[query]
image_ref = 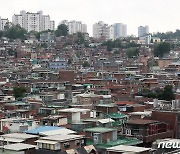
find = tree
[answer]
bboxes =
[4,24,27,40]
[138,85,175,101]
[77,32,89,46]
[158,85,175,101]
[102,39,140,51]
[114,50,121,54]
[153,29,180,40]
[13,87,27,99]
[102,39,122,51]
[68,58,72,64]
[0,31,4,38]
[82,61,90,67]
[154,42,171,57]
[55,24,68,37]
[126,48,140,58]
[8,48,15,56]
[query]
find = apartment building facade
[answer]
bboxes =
[93,21,109,39]
[109,23,127,40]
[138,26,149,37]
[12,10,55,32]
[60,20,87,34]
[0,17,9,31]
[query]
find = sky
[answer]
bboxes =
[0,0,180,36]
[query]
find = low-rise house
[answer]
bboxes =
[49,58,67,70]
[35,134,85,152]
[40,115,68,126]
[0,133,38,145]
[58,108,91,124]
[107,145,152,154]
[107,113,128,128]
[73,93,100,106]
[128,111,152,120]
[84,127,142,150]
[125,119,174,145]
[0,118,38,133]
[0,143,36,154]
[84,127,117,144]
[95,104,118,116]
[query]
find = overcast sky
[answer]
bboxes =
[0,0,179,36]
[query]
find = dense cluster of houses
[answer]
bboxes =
[0,32,179,154]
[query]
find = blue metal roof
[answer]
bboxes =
[24,126,63,135]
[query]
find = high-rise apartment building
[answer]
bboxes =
[138,26,149,37]
[0,17,9,31]
[93,21,109,39]
[12,10,55,32]
[109,23,127,40]
[60,20,87,34]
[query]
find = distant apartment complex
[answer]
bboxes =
[93,21,127,40]
[60,20,87,34]
[93,21,110,39]
[0,17,9,31]
[138,26,149,37]
[109,23,127,40]
[12,10,55,32]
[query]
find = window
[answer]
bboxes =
[38,143,42,148]
[64,142,70,149]
[75,140,80,146]
[126,129,131,135]
[42,143,47,149]
[47,144,50,149]
[50,144,55,150]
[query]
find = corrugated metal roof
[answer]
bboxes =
[0,137,24,143]
[3,143,36,151]
[35,139,58,144]
[24,126,63,135]
[39,128,77,136]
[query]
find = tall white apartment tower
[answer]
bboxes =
[0,17,9,31]
[12,10,55,32]
[109,23,127,40]
[93,21,109,39]
[60,20,87,34]
[138,26,149,37]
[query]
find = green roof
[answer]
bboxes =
[86,137,142,149]
[84,127,116,133]
[83,84,93,86]
[108,113,127,119]
[7,101,29,106]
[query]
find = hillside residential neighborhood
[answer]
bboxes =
[0,9,179,154]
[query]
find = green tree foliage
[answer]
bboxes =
[102,39,140,51]
[0,31,4,38]
[153,29,180,40]
[126,48,140,58]
[139,85,175,101]
[77,32,89,46]
[158,85,175,101]
[55,24,68,37]
[154,42,171,57]
[28,30,54,40]
[82,61,90,67]
[8,48,15,56]
[102,39,122,51]
[4,24,27,40]
[114,50,121,54]
[68,58,72,64]
[13,87,27,99]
